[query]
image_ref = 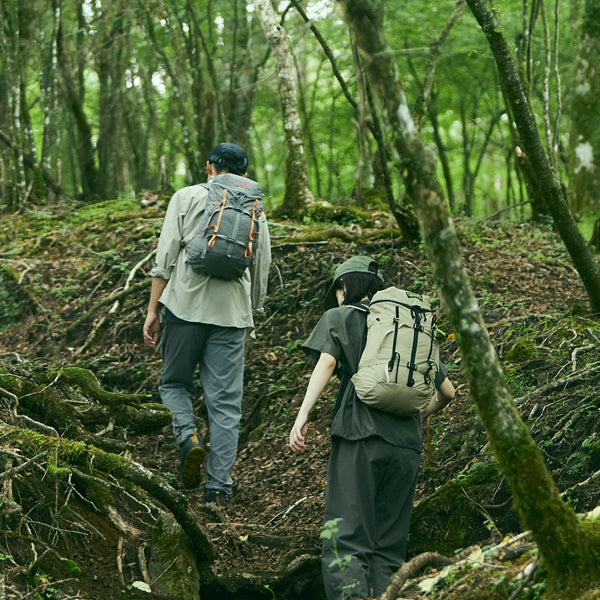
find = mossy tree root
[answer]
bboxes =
[380,552,455,600]
[5,427,215,568]
[45,366,149,406]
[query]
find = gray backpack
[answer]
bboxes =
[351,287,440,415]
[185,173,264,280]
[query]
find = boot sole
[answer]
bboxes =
[180,445,206,489]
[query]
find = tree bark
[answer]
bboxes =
[140,0,202,182]
[4,426,215,567]
[1,0,27,210]
[96,2,126,200]
[254,0,314,218]
[337,1,600,597]
[569,0,600,213]
[466,0,600,315]
[57,18,99,200]
[41,0,62,184]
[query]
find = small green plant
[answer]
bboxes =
[264,584,277,599]
[565,451,588,475]
[320,518,359,598]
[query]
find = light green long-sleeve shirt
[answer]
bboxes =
[149,177,271,330]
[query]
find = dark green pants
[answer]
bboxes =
[321,437,421,600]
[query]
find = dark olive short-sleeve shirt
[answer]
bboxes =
[302,304,448,452]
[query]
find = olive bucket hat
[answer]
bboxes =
[323,256,384,309]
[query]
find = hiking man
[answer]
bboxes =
[289,256,455,599]
[144,143,271,506]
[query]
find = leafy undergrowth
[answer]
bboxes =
[0,198,599,599]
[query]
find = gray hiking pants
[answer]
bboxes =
[321,437,421,600]
[158,321,246,493]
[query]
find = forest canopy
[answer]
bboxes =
[1,0,598,230]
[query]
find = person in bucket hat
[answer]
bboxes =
[290,256,455,599]
[322,255,384,310]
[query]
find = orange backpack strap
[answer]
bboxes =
[204,188,228,247]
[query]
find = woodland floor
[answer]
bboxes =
[0,197,599,600]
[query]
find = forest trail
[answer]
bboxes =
[0,201,599,599]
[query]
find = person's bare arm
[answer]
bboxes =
[143,277,167,348]
[289,352,337,452]
[420,377,455,424]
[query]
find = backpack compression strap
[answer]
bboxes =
[388,306,401,378]
[406,308,436,387]
[378,301,434,387]
[204,188,228,248]
[406,307,424,387]
[424,314,436,385]
[245,199,261,259]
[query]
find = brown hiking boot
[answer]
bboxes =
[178,429,206,489]
[203,489,229,507]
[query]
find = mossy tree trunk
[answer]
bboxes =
[254,0,314,218]
[466,0,600,315]
[569,0,600,214]
[57,16,100,200]
[337,1,600,598]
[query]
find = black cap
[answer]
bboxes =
[208,142,249,175]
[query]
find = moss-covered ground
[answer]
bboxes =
[1,198,599,598]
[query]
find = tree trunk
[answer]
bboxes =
[590,217,600,250]
[176,1,214,178]
[41,0,62,188]
[337,1,600,597]
[569,0,600,214]
[254,0,314,218]
[466,0,600,316]
[57,18,99,200]
[428,94,455,211]
[1,0,27,210]
[140,0,202,183]
[96,2,125,200]
[223,0,259,154]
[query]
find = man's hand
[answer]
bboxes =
[143,312,160,348]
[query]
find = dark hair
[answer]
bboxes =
[337,272,385,305]
[212,161,231,175]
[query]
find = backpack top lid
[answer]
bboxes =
[208,142,248,175]
[324,256,384,309]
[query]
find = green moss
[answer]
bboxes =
[582,434,600,468]
[6,427,129,477]
[503,451,600,599]
[63,559,82,578]
[0,266,30,332]
[46,366,143,406]
[505,338,536,362]
[0,372,23,391]
[410,462,502,555]
[148,514,200,600]
[304,203,376,227]
[71,470,114,515]
[47,463,71,479]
